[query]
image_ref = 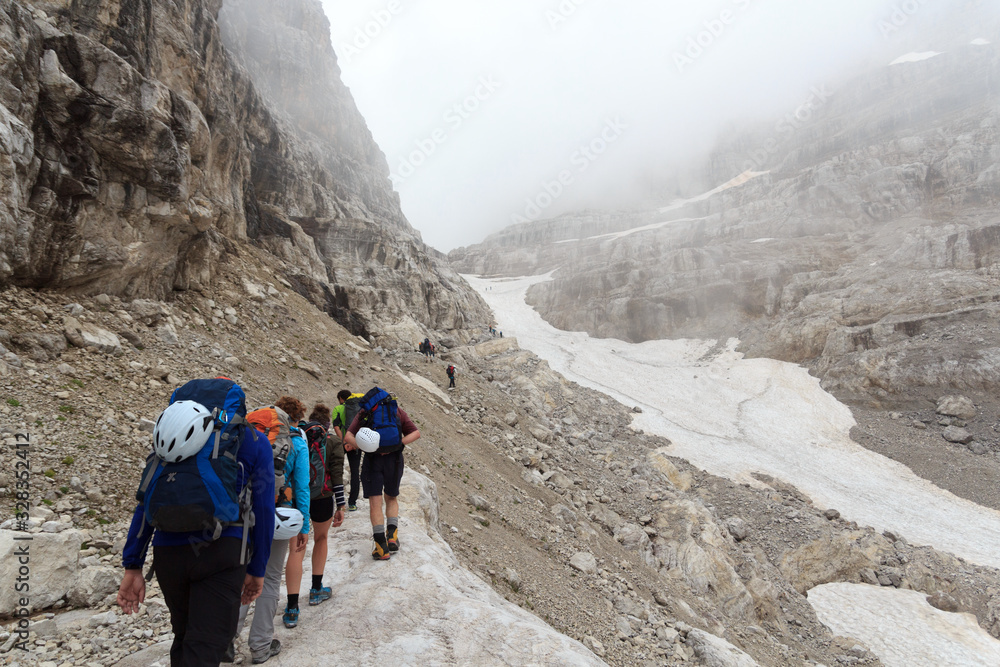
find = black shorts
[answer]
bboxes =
[310,496,334,523]
[361,450,404,498]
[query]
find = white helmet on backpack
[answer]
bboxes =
[274,507,304,540]
[355,427,380,453]
[153,401,215,463]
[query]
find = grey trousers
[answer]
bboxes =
[237,538,289,652]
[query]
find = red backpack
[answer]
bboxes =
[300,421,331,500]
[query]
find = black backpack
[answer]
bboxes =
[341,394,363,442]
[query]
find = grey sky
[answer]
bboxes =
[318,0,958,252]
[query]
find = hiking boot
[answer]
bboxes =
[282,607,299,629]
[386,525,400,552]
[309,586,332,605]
[348,504,358,512]
[251,639,282,664]
[372,536,392,560]
[221,642,236,663]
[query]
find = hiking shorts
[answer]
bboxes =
[361,450,404,498]
[310,496,334,523]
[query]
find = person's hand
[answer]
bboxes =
[117,569,146,614]
[333,507,345,527]
[241,575,264,604]
[293,533,308,552]
[343,441,356,452]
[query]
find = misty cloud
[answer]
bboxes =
[320,0,986,252]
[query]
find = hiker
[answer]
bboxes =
[333,390,364,511]
[227,400,310,663]
[296,403,346,608]
[422,337,432,362]
[429,342,436,359]
[446,364,457,389]
[118,378,275,667]
[268,396,312,630]
[343,387,421,560]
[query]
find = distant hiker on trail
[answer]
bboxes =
[344,387,421,560]
[421,337,432,362]
[264,397,311,631]
[118,377,275,667]
[447,364,457,389]
[333,390,364,511]
[298,403,346,607]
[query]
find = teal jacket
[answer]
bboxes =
[286,428,311,534]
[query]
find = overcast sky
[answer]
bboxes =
[318,0,960,252]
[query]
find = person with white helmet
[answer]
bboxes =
[229,507,303,663]
[118,378,275,667]
[344,388,421,560]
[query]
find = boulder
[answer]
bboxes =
[68,565,121,606]
[10,331,67,361]
[687,628,762,667]
[570,552,598,574]
[0,529,83,614]
[129,300,170,326]
[936,395,977,420]
[942,426,974,444]
[63,317,122,355]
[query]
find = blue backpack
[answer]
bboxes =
[359,387,403,453]
[136,378,251,546]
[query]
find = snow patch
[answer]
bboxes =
[750,238,774,244]
[464,272,1000,571]
[890,51,943,66]
[809,583,1000,667]
[971,38,990,46]
[658,170,767,214]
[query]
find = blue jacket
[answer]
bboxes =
[286,428,311,534]
[122,426,276,578]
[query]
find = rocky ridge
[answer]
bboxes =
[2,265,1000,666]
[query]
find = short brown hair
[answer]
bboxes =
[275,396,305,422]
[309,403,331,424]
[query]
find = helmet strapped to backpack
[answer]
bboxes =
[136,378,251,548]
[152,401,215,463]
[355,427,380,453]
[273,507,304,540]
[358,387,403,454]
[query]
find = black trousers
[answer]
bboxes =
[154,537,246,667]
[347,447,362,506]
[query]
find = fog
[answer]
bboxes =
[318,0,973,252]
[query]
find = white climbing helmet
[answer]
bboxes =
[355,427,380,453]
[152,400,215,463]
[273,507,304,540]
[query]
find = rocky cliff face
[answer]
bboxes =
[0,0,489,341]
[451,7,1000,404]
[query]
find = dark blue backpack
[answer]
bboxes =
[136,378,251,543]
[359,387,403,453]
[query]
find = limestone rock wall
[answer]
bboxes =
[0,0,489,341]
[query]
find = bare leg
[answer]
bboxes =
[285,539,305,598]
[311,518,332,577]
